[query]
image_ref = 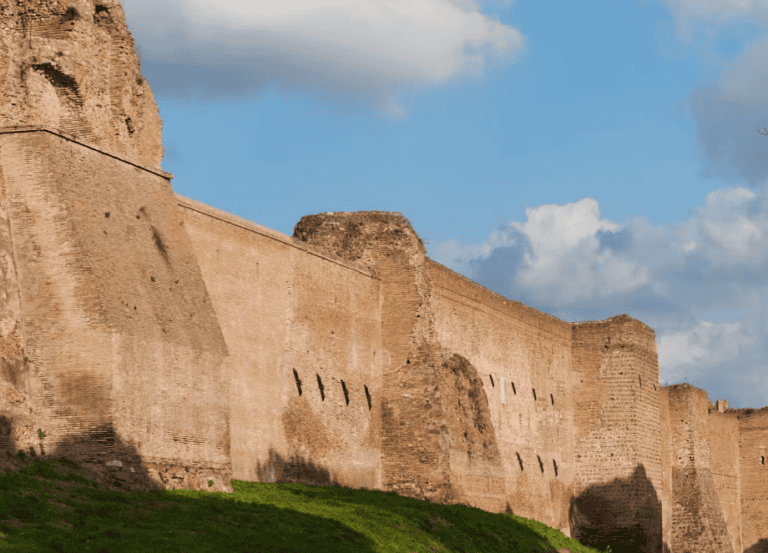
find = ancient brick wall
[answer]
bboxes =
[707,408,742,553]
[292,212,458,504]
[179,200,385,492]
[736,408,768,553]
[659,387,673,552]
[665,384,734,553]
[571,316,663,553]
[0,127,231,493]
[427,259,574,535]
[0,1,163,169]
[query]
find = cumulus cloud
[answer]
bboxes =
[635,0,768,187]
[428,187,768,408]
[123,0,526,117]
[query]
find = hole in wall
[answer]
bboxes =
[516,452,524,471]
[95,5,109,13]
[761,456,765,465]
[532,388,537,401]
[550,393,554,405]
[151,226,170,263]
[553,459,558,477]
[104,212,110,218]
[489,374,494,387]
[653,385,657,391]
[31,63,77,90]
[292,369,302,396]
[537,455,544,473]
[364,385,372,410]
[62,6,80,22]
[316,374,325,401]
[511,382,516,395]
[639,375,642,387]
[341,380,349,406]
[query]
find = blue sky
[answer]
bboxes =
[125,0,768,409]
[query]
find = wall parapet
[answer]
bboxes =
[0,126,172,179]
[176,195,377,279]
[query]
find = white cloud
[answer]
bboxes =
[124,0,526,116]
[657,320,755,378]
[428,187,768,406]
[430,198,650,304]
[676,187,768,266]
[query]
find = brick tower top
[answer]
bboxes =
[0,0,164,169]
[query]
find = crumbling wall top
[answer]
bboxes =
[0,0,164,168]
[293,211,426,270]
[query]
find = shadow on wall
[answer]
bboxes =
[569,464,666,553]
[0,417,229,494]
[746,539,768,553]
[255,447,346,489]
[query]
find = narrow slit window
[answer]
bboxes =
[516,452,524,471]
[316,374,325,401]
[511,382,516,395]
[553,459,558,477]
[489,374,494,387]
[532,388,537,401]
[364,385,372,410]
[341,380,350,406]
[550,393,554,405]
[537,455,544,473]
[292,369,303,396]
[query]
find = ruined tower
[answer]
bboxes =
[0,0,163,168]
[0,1,231,493]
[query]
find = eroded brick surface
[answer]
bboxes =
[0,1,163,168]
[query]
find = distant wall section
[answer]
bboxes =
[427,259,574,535]
[665,384,733,553]
[707,407,742,553]
[736,408,768,553]
[570,316,662,553]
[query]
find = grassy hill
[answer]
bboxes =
[0,454,611,553]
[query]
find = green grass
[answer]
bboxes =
[0,454,612,553]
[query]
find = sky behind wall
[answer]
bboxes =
[124,0,768,409]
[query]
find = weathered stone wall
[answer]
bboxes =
[707,408,742,553]
[0,127,231,493]
[571,316,663,553]
[292,212,458,505]
[665,384,734,553]
[736,408,768,553]
[0,0,163,169]
[178,200,386,492]
[659,386,673,552]
[427,259,574,535]
[0,2,763,549]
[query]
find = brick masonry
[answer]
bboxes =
[0,1,766,550]
[0,127,765,553]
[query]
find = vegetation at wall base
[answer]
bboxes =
[0,455,612,553]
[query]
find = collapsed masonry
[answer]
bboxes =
[0,3,766,553]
